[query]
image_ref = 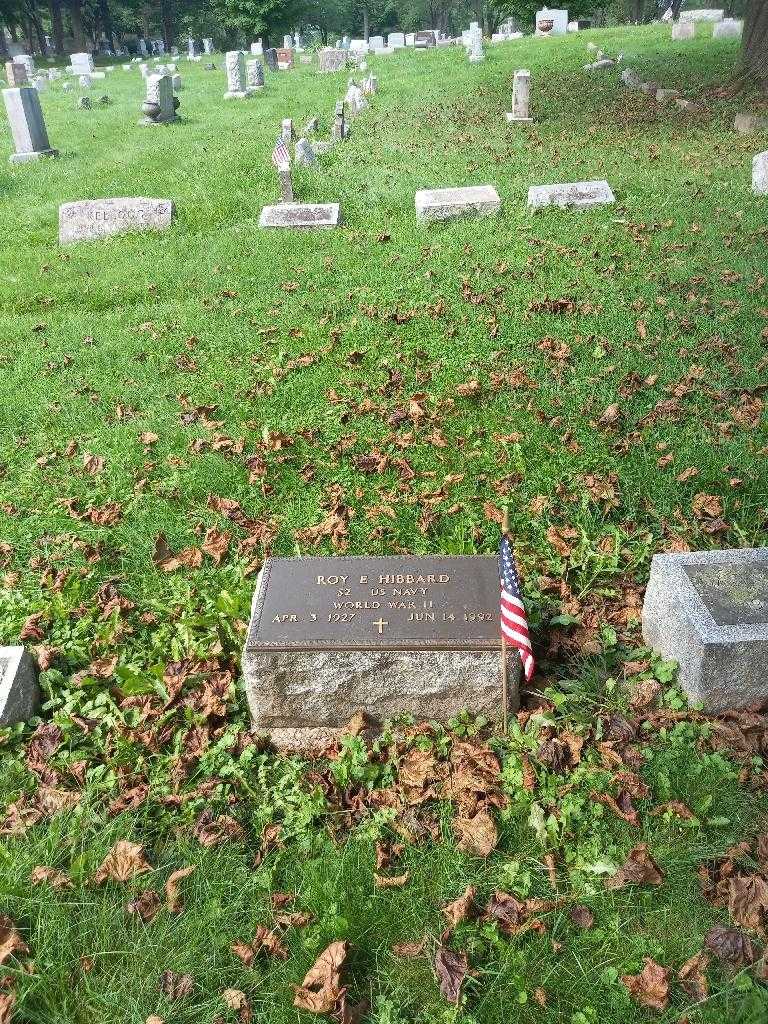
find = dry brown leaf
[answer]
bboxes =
[30,865,72,890]
[678,950,710,1001]
[165,865,195,913]
[201,527,230,565]
[293,940,349,1014]
[453,808,498,858]
[152,533,203,572]
[0,991,15,1024]
[569,904,594,929]
[126,889,162,923]
[392,937,426,957]
[158,971,194,1000]
[442,885,476,928]
[705,924,755,968]
[621,958,670,1011]
[0,917,28,964]
[435,947,468,1005]
[93,840,152,884]
[728,873,768,932]
[374,872,410,888]
[605,844,664,889]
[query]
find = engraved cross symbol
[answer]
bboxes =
[372,617,389,634]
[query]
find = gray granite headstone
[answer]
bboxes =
[642,548,768,711]
[415,185,501,223]
[59,197,175,244]
[264,48,278,72]
[243,556,520,750]
[318,48,347,72]
[0,647,40,726]
[527,180,615,210]
[4,61,28,87]
[2,86,58,164]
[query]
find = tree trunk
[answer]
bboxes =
[50,0,65,54]
[362,4,369,41]
[99,0,117,50]
[0,30,7,57]
[742,0,768,85]
[28,1,48,54]
[158,0,174,49]
[68,0,86,48]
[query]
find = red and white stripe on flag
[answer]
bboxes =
[500,588,534,680]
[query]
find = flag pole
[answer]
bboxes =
[500,510,510,736]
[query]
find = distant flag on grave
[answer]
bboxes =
[498,531,535,681]
[272,137,291,172]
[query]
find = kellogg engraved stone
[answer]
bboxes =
[243,556,521,750]
[59,197,175,244]
[643,548,768,712]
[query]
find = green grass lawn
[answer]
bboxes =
[1,23,768,1024]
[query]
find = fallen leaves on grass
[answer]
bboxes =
[705,924,755,968]
[159,971,194,1000]
[604,844,663,889]
[569,905,594,929]
[152,533,203,572]
[0,987,15,1024]
[127,889,162,924]
[392,937,426,958]
[442,885,476,927]
[678,950,710,1001]
[435,947,468,1005]
[222,989,251,1023]
[193,810,245,847]
[93,840,152,884]
[621,958,670,1011]
[30,866,72,890]
[165,865,195,913]
[232,926,289,964]
[453,808,498,857]
[292,941,349,1014]
[0,918,28,964]
[374,871,410,888]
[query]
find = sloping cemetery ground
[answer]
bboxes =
[0,23,767,1024]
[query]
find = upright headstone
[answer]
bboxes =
[246,59,264,89]
[294,137,316,166]
[388,31,405,48]
[283,33,293,47]
[224,51,250,98]
[713,18,742,38]
[203,38,213,54]
[506,68,532,122]
[672,21,695,40]
[468,31,484,62]
[171,73,182,91]
[369,35,384,49]
[318,48,347,72]
[643,548,768,711]
[188,38,198,59]
[140,73,179,124]
[138,38,148,56]
[15,54,36,77]
[0,648,40,726]
[264,48,278,72]
[4,61,28,87]
[276,47,294,68]
[70,51,94,74]
[281,117,293,143]
[242,556,519,750]
[251,39,263,55]
[332,99,347,141]
[535,8,569,34]
[2,86,58,164]
[754,151,768,195]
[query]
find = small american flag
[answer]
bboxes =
[272,137,290,171]
[499,532,535,681]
